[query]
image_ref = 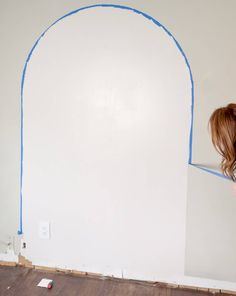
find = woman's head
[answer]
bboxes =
[209,103,236,181]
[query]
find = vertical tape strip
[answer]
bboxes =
[19,4,194,235]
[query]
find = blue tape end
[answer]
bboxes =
[17,230,23,235]
[189,163,231,181]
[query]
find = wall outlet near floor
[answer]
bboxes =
[38,221,50,239]
[20,239,26,249]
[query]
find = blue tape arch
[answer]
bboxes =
[18,3,226,235]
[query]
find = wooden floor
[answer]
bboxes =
[0,266,231,296]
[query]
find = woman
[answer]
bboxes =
[209,103,236,185]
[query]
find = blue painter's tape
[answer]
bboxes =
[19,4,195,235]
[190,163,230,180]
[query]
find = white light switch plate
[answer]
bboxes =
[38,221,50,239]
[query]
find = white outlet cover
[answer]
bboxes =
[38,221,50,239]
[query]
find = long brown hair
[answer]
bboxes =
[209,103,236,181]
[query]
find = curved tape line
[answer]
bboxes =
[19,4,194,235]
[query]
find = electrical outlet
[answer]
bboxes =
[39,221,50,239]
[20,239,26,250]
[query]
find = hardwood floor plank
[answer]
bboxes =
[0,266,232,296]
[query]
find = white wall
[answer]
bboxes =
[186,166,236,282]
[21,6,191,281]
[1,0,236,287]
